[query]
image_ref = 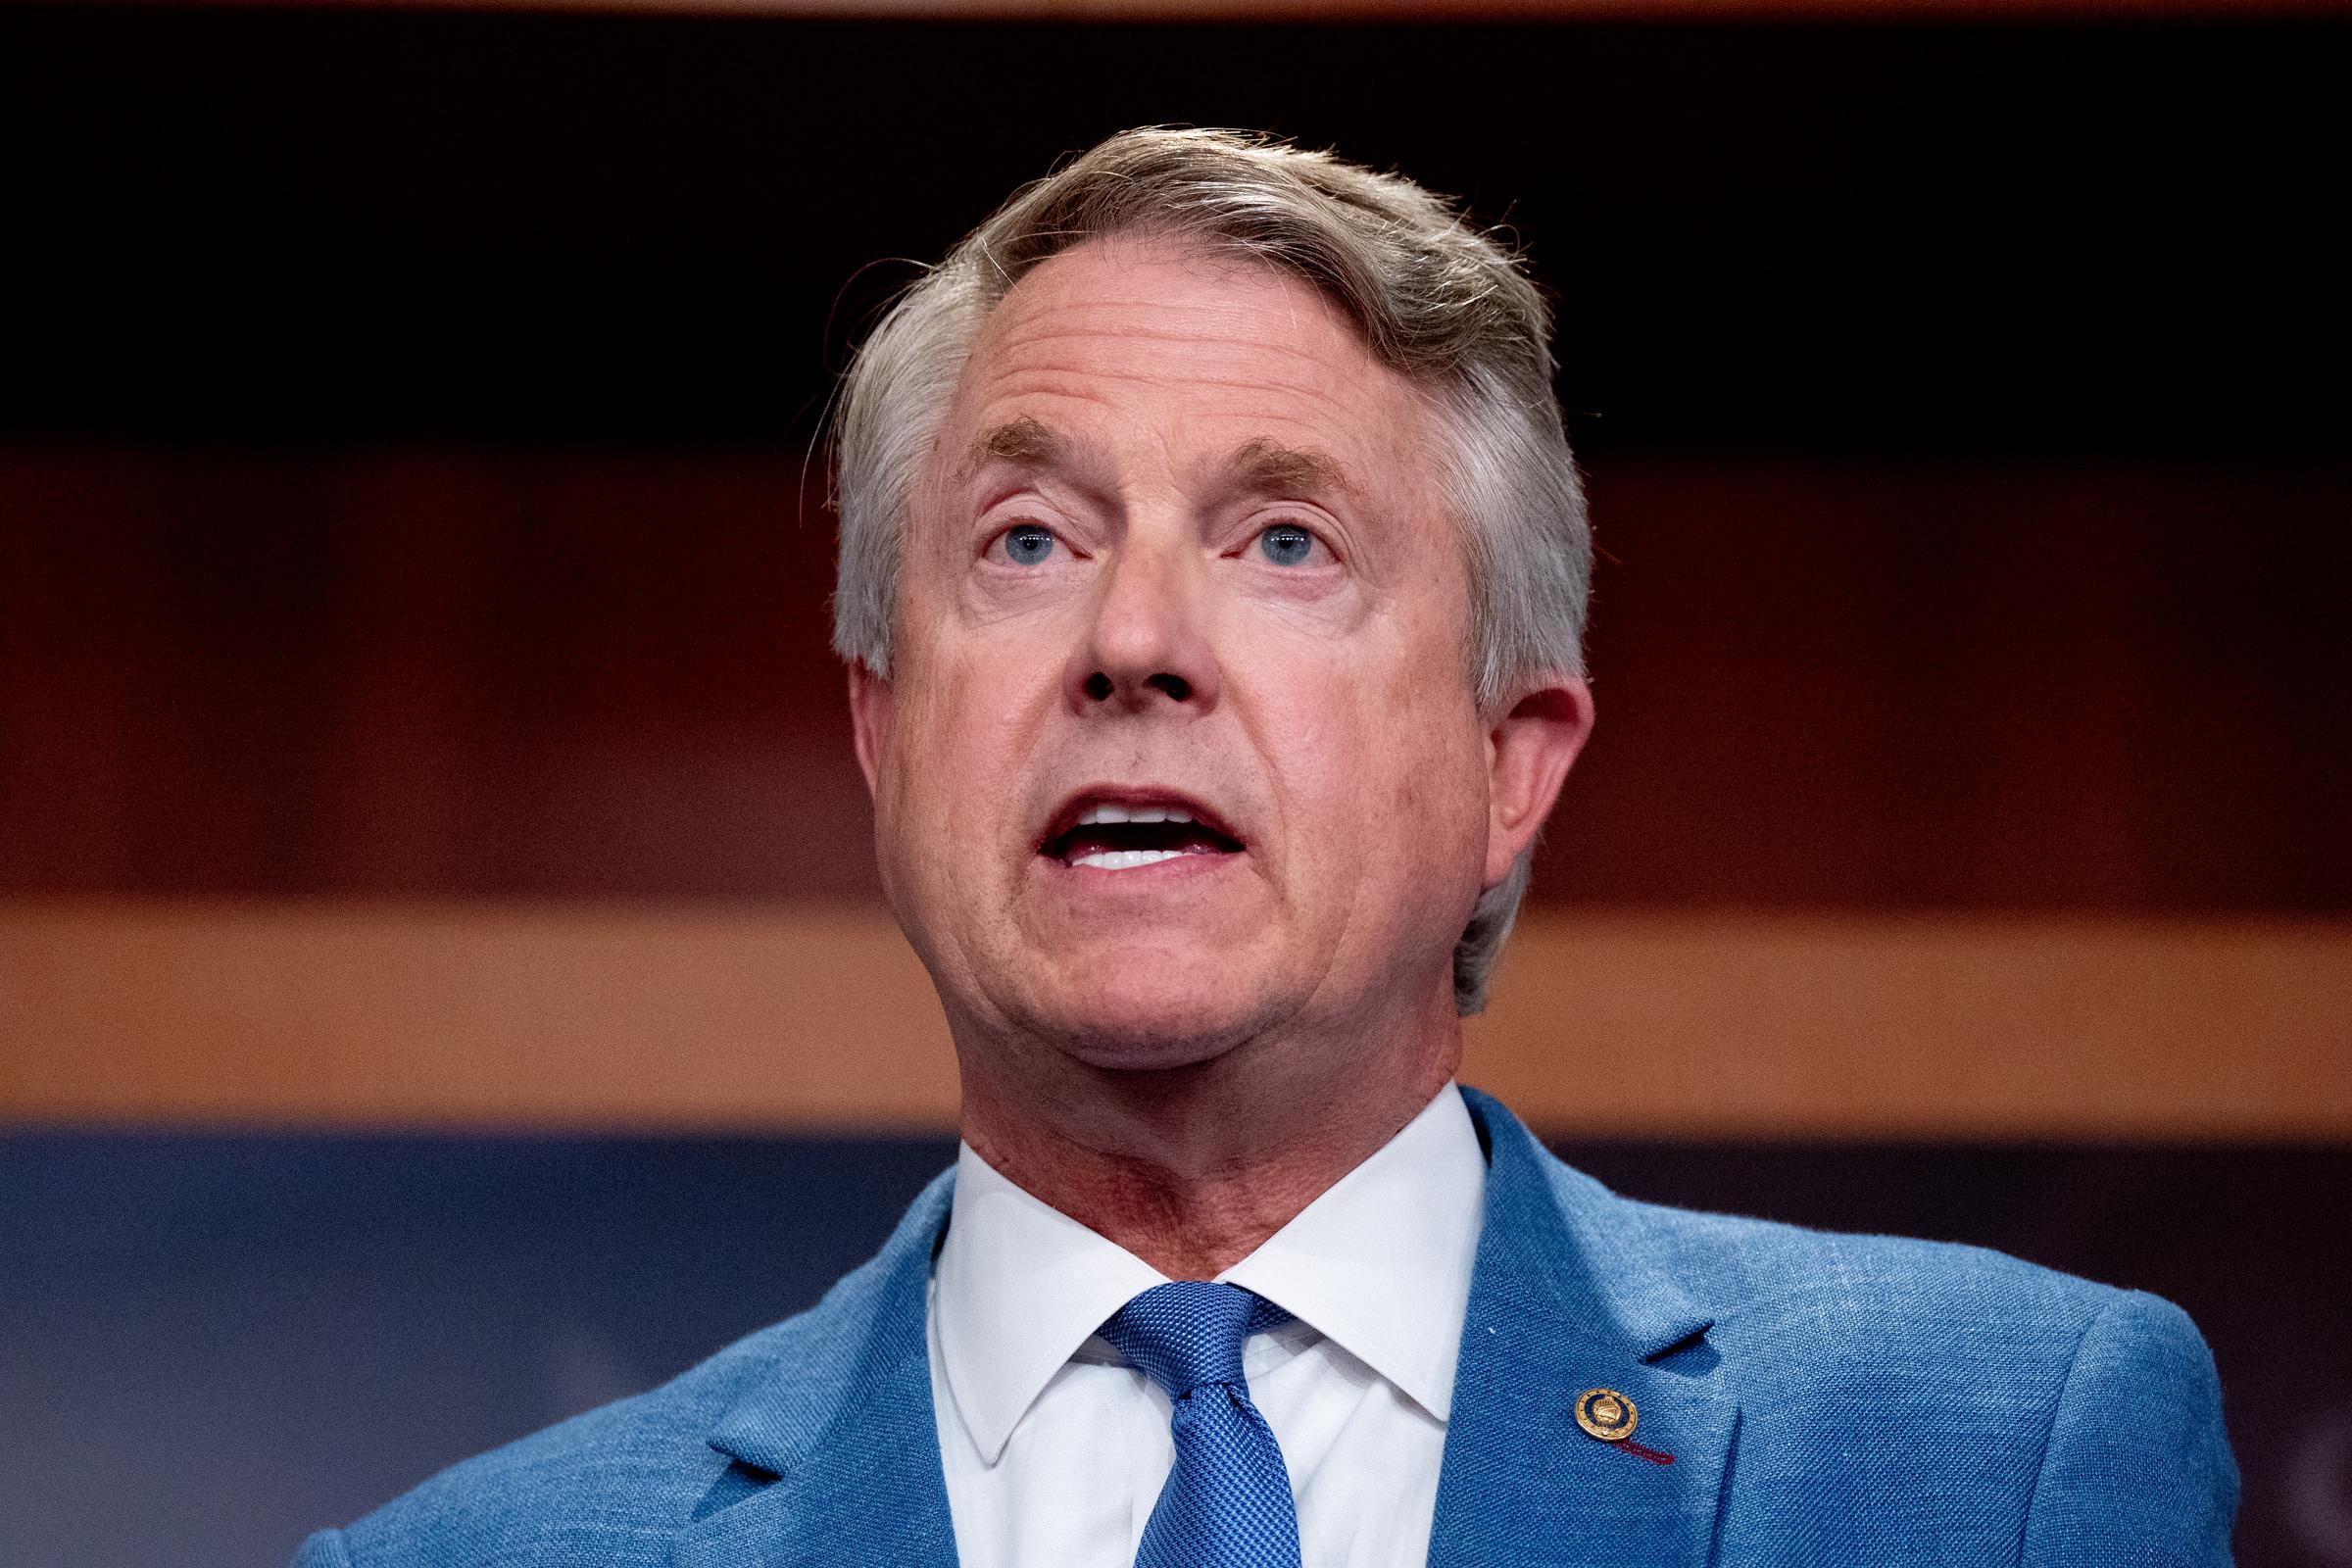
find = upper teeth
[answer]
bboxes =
[1075,804,1195,826]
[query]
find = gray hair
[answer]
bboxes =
[831,127,1590,1014]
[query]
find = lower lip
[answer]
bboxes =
[1044,849,1242,883]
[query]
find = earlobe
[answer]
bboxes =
[847,662,894,796]
[1483,676,1594,888]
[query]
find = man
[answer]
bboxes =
[295,128,2236,1566]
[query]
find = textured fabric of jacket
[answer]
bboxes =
[292,1088,2238,1567]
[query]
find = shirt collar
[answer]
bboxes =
[932,1136,1168,1465]
[932,1082,1486,1463]
[1219,1081,1485,1423]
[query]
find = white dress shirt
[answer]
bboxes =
[926,1083,1488,1568]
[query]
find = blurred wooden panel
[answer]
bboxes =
[1566,459,2352,911]
[1478,912,2352,1138]
[2,447,2346,911]
[0,446,872,899]
[3,899,2344,1136]
[0,899,957,1130]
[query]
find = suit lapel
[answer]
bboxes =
[1430,1092,1739,1568]
[666,1093,1736,1568]
[672,1170,961,1568]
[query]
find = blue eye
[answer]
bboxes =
[1002,525,1057,566]
[1257,524,1317,566]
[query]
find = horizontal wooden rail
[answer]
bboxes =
[3,899,2345,1137]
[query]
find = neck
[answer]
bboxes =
[956,1000,1461,1280]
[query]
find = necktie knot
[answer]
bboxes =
[1100,1280,1293,1399]
[1098,1280,1302,1567]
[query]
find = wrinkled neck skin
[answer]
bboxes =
[954,980,1463,1281]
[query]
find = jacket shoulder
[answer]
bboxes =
[1580,1171,2215,1402]
[1565,1176,2236,1559]
[315,1169,954,1568]
[1614,1188,2128,1344]
[323,1322,776,1567]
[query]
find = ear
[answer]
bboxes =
[1483,675,1594,889]
[847,661,894,797]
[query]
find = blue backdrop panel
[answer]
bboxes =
[2,1133,2345,1567]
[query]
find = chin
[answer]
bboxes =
[1015,962,1293,1073]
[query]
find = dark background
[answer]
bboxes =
[2,8,2348,912]
[4,10,2348,454]
[1,7,2346,1565]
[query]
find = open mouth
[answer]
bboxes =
[1041,800,1246,871]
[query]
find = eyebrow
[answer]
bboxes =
[954,420,1357,505]
[956,417,1062,484]
[1221,438,1356,502]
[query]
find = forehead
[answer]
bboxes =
[934,235,1442,489]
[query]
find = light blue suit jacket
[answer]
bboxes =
[294,1089,2236,1566]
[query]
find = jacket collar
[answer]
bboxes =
[1430,1088,1740,1568]
[675,1088,1738,1568]
[673,1168,960,1568]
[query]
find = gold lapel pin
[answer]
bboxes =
[1574,1387,1638,1443]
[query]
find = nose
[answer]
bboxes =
[1064,533,1221,715]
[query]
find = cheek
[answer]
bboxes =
[1279,664,1485,870]
[871,644,963,846]
[880,641,1038,855]
[1366,664,1491,858]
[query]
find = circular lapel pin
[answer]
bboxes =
[1574,1387,1638,1443]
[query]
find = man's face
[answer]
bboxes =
[851,235,1572,1072]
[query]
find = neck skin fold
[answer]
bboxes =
[953,978,1463,1281]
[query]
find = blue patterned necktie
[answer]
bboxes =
[1098,1281,1303,1568]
